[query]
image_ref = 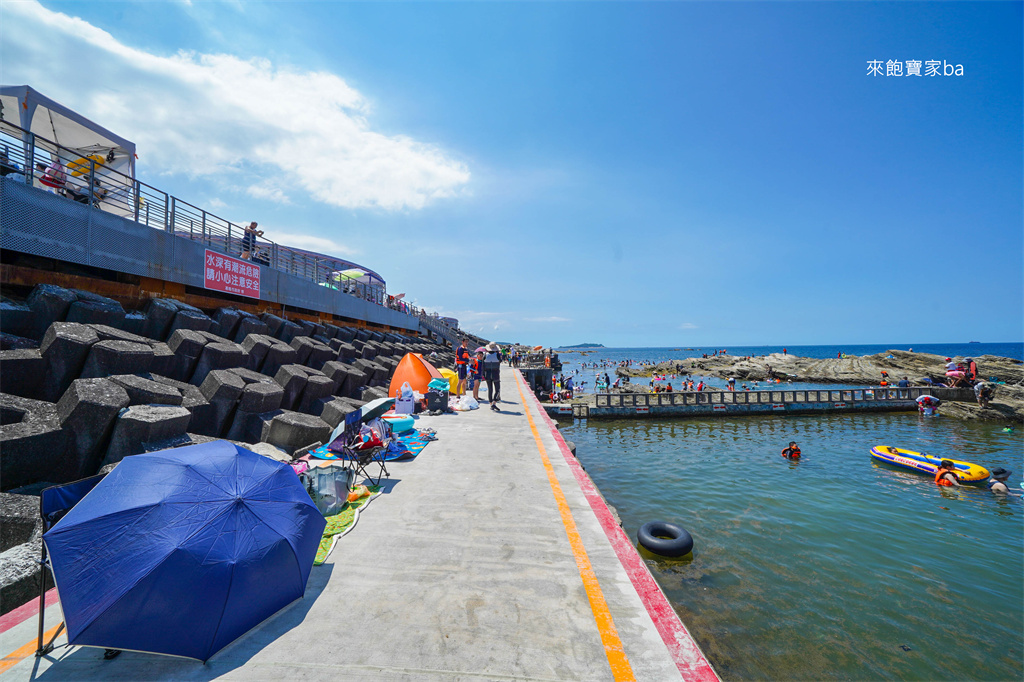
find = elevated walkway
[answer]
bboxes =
[0,366,717,681]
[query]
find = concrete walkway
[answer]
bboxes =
[0,366,717,681]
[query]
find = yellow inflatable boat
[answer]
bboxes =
[869,446,989,484]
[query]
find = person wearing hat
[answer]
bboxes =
[483,342,502,411]
[988,468,1012,495]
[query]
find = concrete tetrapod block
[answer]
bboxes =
[189,341,248,385]
[56,378,131,480]
[288,336,315,365]
[166,329,211,381]
[339,364,368,399]
[273,364,309,411]
[80,340,155,379]
[0,301,35,340]
[108,374,184,406]
[334,326,357,343]
[355,329,371,342]
[40,322,100,401]
[0,349,45,400]
[360,386,389,402]
[212,308,244,340]
[147,375,217,436]
[86,324,153,345]
[233,316,270,343]
[318,361,348,396]
[0,332,38,351]
[238,381,284,413]
[1,536,52,616]
[1,492,41,552]
[196,370,246,437]
[298,320,325,339]
[225,408,283,444]
[360,342,379,360]
[261,410,331,455]
[335,341,359,361]
[141,298,181,341]
[102,405,193,467]
[259,313,286,338]
[150,342,177,379]
[0,394,66,491]
[26,284,78,340]
[276,320,303,344]
[65,300,126,328]
[297,374,335,414]
[168,309,214,336]
[321,324,341,340]
[121,311,147,337]
[311,396,359,429]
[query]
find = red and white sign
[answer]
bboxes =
[636,406,649,414]
[772,403,786,411]
[713,405,728,411]
[204,249,260,298]
[556,406,573,414]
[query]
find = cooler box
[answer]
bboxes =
[425,389,448,411]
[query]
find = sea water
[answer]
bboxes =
[559,413,1023,680]
[554,342,1023,393]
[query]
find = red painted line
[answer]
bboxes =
[521,372,720,682]
[0,589,58,635]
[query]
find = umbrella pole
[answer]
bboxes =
[34,541,64,656]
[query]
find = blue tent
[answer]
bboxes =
[44,441,326,662]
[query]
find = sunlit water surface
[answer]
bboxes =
[560,413,1023,680]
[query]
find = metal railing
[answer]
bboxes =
[0,120,464,328]
[595,385,940,408]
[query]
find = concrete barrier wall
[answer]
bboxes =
[0,178,420,332]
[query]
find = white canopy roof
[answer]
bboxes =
[0,85,135,178]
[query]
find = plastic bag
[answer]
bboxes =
[400,382,414,399]
[456,395,479,411]
[299,463,354,516]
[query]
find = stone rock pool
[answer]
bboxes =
[559,412,1023,680]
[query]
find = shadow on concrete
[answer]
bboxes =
[29,564,335,681]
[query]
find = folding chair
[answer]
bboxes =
[329,409,391,486]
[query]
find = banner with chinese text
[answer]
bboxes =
[204,249,260,298]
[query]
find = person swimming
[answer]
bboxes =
[934,460,961,487]
[781,442,801,459]
[988,467,1012,494]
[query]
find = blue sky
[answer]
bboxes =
[2,1,1021,346]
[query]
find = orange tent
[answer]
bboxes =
[389,353,444,397]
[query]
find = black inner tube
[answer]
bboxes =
[638,521,694,557]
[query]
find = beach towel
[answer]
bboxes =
[313,485,381,565]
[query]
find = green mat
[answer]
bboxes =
[313,486,381,565]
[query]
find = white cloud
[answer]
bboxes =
[1,1,470,211]
[678,322,699,329]
[263,231,357,257]
[525,316,571,323]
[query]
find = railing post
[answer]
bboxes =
[25,132,35,186]
[133,180,141,223]
[201,210,207,243]
[227,223,233,255]
[87,158,96,206]
[163,192,170,232]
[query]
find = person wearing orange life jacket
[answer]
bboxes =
[454,338,470,396]
[470,351,484,401]
[935,460,961,487]
[781,441,802,459]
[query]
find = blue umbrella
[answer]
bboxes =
[44,441,326,662]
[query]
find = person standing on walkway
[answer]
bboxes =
[241,221,263,260]
[483,342,502,411]
[455,338,470,396]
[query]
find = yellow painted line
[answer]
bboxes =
[0,623,63,675]
[515,373,635,681]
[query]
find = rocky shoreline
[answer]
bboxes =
[610,350,1024,423]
